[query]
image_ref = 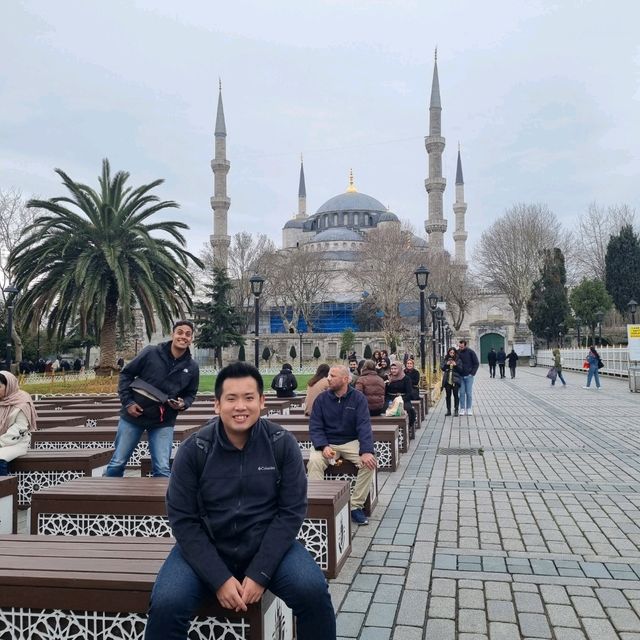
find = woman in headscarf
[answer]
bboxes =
[304,363,330,416]
[441,347,463,416]
[0,371,38,475]
[385,361,416,429]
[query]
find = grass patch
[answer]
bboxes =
[199,374,314,394]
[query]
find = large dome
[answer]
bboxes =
[316,191,386,214]
[283,218,305,229]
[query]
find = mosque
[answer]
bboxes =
[208,56,529,363]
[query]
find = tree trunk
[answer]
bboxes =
[11,325,23,363]
[96,298,119,377]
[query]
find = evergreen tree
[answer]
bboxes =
[194,266,245,369]
[569,278,613,344]
[340,328,355,358]
[526,248,571,345]
[313,346,321,360]
[262,346,271,363]
[605,224,640,314]
[289,345,297,360]
[238,344,245,361]
[363,344,372,359]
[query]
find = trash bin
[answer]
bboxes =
[629,365,640,393]
[529,355,537,367]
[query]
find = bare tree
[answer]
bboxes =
[443,264,477,331]
[0,188,37,362]
[346,222,434,347]
[263,248,333,333]
[574,202,636,281]
[197,232,276,332]
[473,203,566,325]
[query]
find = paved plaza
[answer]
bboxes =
[331,365,640,640]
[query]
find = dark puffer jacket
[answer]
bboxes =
[355,369,386,413]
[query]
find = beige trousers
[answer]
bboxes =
[307,439,374,510]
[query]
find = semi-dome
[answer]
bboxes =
[378,211,400,223]
[283,218,305,229]
[411,234,428,247]
[312,227,363,243]
[316,191,386,214]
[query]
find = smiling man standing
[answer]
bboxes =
[145,361,336,640]
[103,320,200,477]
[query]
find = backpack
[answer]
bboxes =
[273,373,291,392]
[193,418,288,542]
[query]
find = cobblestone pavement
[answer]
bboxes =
[331,366,640,639]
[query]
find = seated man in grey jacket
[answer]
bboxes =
[307,365,377,526]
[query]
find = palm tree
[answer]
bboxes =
[8,159,202,374]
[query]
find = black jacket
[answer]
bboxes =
[457,347,479,376]
[496,349,507,364]
[118,341,199,427]
[441,357,463,387]
[487,350,497,365]
[507,351,519,367]
[167,418,306,592]
[385,375,413,406]
[270,368,298,398]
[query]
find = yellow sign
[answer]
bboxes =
[630,326,640,338]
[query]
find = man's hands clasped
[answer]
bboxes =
[216,576,266,612]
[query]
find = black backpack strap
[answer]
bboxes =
[263,419,287,486]
[194,418,218,541]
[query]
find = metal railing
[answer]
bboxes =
[536,347,631,377]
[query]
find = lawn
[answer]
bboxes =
[199,374,314,394]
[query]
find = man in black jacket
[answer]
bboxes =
[496,346,507,379]
[457,339,479,416]
[144,362,336,640]
[487,348,497,378]
[270,362,298,398]
[103,320,199,477]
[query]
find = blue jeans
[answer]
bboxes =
[586,367,601,388]
[144,542,336,640]
[459,375,475,410]
[103,417,173,477]
[552,370,566,386]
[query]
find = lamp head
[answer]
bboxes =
[414,265,429,290]
[427,292,439,311]
[249,274,265,297]
[3,283,19,296]
[628,299,638,314]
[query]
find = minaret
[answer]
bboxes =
[453,144,468,267]
[424,49,447,251]
[296,155,307,219]
[210,80,231,269]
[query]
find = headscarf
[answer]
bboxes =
[387,363,405,382]
[0,371,38,436]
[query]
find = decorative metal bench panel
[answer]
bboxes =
[0,476,17,534]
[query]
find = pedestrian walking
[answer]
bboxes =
[441,347,462,416]
[496,347,507,378]
[457,340,479,415]
[583,346,602,389]
[551,347,567,386]
[487,348,497,378]
[506,348,518,378]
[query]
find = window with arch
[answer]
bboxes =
[333,213,338,226]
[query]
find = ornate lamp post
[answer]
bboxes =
[435,307,444,361]
[428,292,439,375]
[575,316,582,348]
[298,331,304,371]
[443,321,450,352]
[544,326,550,350]
[414,265,430,374]
[558,322,564,348]
[249,274,265,368]
[3,283,19,370]
[594,310,604,346]
[629,299,638,324]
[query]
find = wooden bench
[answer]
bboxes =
[8,449,114,507]
[279,423,400,472]
[31,424,200,468]
[31,477,352,579]
[0,476,18,533]
[302,451,378,517]
[0,535,294,639]
[269,412,410,453]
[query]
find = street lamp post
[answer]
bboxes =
[558,322,564,348]
[428,292,439,375]
[544,326,550,350]
[249,274,265,369]
[575,316,582,348]
[299,331,304,371]
[3,283,19,370]
[435,307,444,361]
[414,266,430,374]
[594,310,604,346]
[629,299,638,324]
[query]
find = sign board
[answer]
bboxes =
[628,325,640,361]
[513,343,533,356]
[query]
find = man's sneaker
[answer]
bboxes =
[466,409,473,416]
[459,409,466,416]
[351,508,369,525]
[582,385,590,389]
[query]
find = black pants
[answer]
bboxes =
[509,366,516,378]
[444,384,459,413]
[489,364,496,378]
[498,363,505,378]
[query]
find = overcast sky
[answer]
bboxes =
[2,0,639,260]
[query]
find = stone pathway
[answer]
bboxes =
[331,365,640,639]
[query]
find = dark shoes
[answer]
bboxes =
[454,410,459,417]
[445,412,452,416]
[351,508,369,525]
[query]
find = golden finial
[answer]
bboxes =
[346,168,357,193]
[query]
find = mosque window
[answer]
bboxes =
[353,212,359,225]
[333,213,338,226]
[324,214,329,228]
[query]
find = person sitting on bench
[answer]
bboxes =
[145,361,336,640]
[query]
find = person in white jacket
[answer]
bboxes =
[0,371,38,475]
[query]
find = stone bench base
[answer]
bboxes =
[0,476,17,534]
